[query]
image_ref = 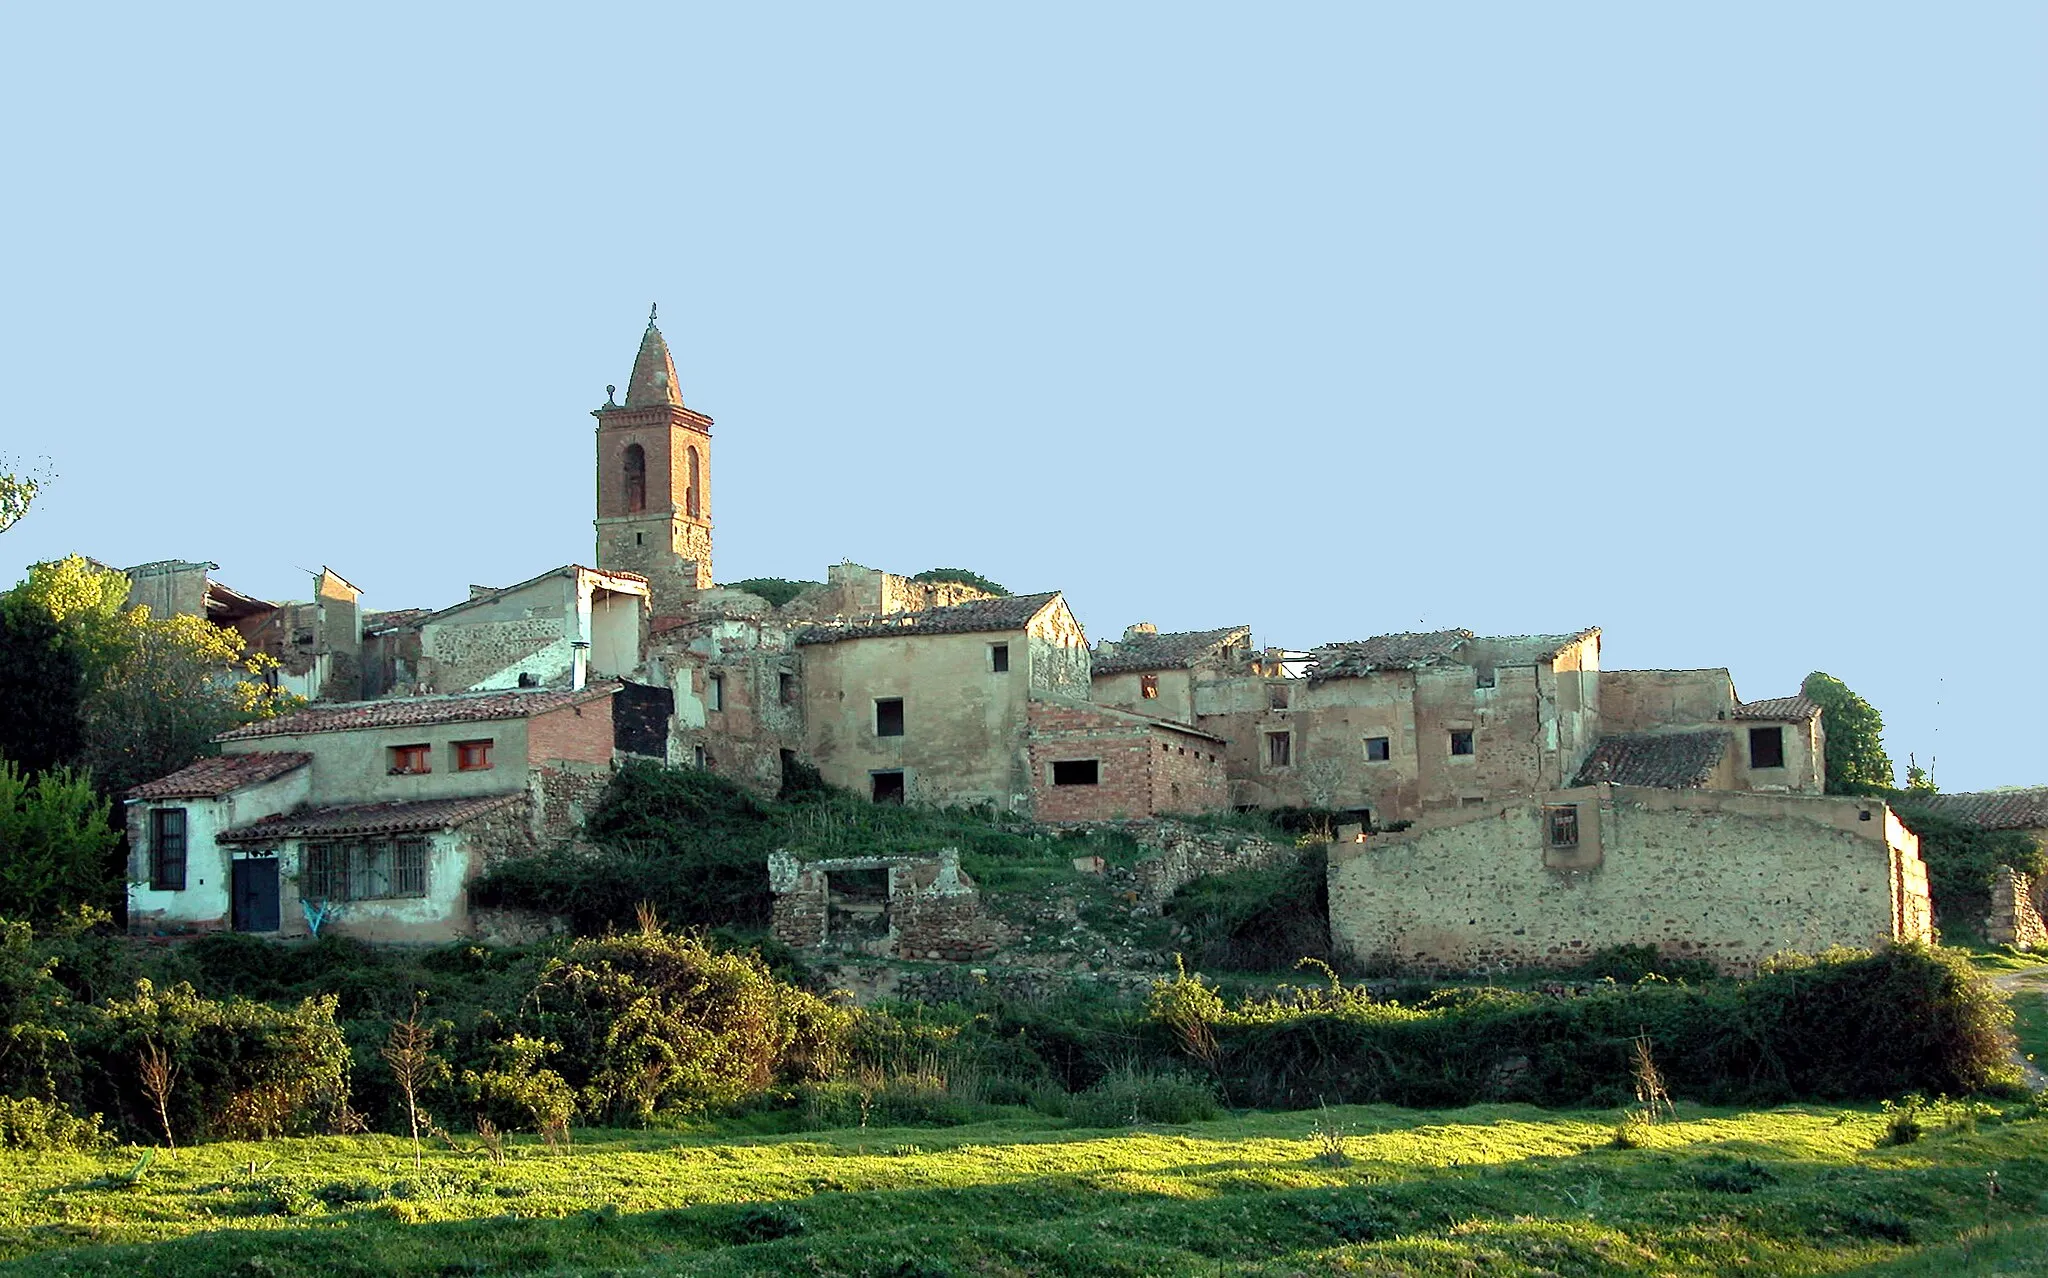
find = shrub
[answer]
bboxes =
[82,979,352,1142]
[1569,944,1718,985]
[523,929,850,1124]
[1165,846,1330,972]
[1056,1066,1219,1127]
[1890,801,2046,926]
[462,1035,577,1135]
[0,760,117,923]
[0,1095,110,1151]
[909,568,1008,597]
[725,578,822,609]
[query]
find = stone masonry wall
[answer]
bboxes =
[1119,822,1296,908]
[1986,865,2047,950]
[768,848,1012,961]
[1328,787,1925,975]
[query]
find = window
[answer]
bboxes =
[1140,673,1158,699]
[623,443,647,513]
[872,771,905,804]
[1546,804,1580,849]
[635,532,644,546]
[990,643,1010,673]
[149,808,188,891]
[778,672,795,705]
[455,740,494,772]
[1449,730,1474,757]
[389,744,431,775]
[1749,726,1785,769]
[1364,736,1391,762]
[685,446,702,518]
[707,672,723,711]
[1051,759,1100,786]
[1475,667,1496,690]
[692,745,707,769]
[300,838,429,902]
[1268,684,1290,711]
[1266,731,1292,768]
[875,698,904,737]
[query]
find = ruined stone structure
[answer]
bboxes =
[1910,787,2048,947]
[768,848,1011,961]
[1328,786,1932,974]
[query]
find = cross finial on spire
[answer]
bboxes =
[648,302,658,328]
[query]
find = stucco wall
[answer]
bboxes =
[1328,785,1930,974]
[1599,669,1736,732]
[801,627,1032,808]
[1092,668,1197,725]
[125,767,313,932]
[222,720,534,807]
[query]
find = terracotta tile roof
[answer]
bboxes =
[795,592,1062,645]
[216,793,525,843]
[1091,625,1251,676]
[216,684,619,742]
[1903,787,2048,832]
[1733,695,1822,721]
[127,752,311,800]
[1572,731,1728,788]
[1307,630,1473,680]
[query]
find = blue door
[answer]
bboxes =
[231,857,280,932]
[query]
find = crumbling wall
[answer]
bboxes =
[1119,822,1295,907]
[1986,865,2047,950]
[768,848,1012,961]
[1328,786,1930,974]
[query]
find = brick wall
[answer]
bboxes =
[1027,700,1228,822]
[527,697,616,766]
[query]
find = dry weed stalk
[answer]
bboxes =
[1629,1032,1673,1121]
[137,1039,178,1149]
[383,996,436,1169]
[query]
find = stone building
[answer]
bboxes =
[1089,623,1253,727]
[1328,785,1932,974]
[413,564,648,694]
[126,685,619,941]
[1904,787,2048,947]
[122,561,368,702]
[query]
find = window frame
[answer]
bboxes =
[989,643,1010,674]
[1449,729,1475,757]
[1545,804,1580,849]
[1748,725,1786,770]
[1050,759,1101,787]
[706,671,724,712]
[1265,730,1293,769]
[388,743,432,775]
[300,837,431,903]
[1364,736,1391,762]
[454,739,494,772]
[149,807,188,891]
[1140,672,1159,699]
[875,697,905,738]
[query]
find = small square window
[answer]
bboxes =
[455,739,494,772]
[1140,673,1159,699]
[1449,730,1474,757]
[1749,726,1785,769]
[1266,731,1292,768]
[1546,804,1579,848]
[1051,759,1099,786]
[778,672,795,705]
[876,698,905,737]
[1365,736,1391,762]
[1475,668,1496,690]
[707,672,724,712]
[990,643,1010,673]
[389,743,432,775]
[1268,684,1290,710]
[872,770,905,804]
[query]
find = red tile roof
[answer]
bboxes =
[1733,695,1822,721]
[216,793,525,843]
[1091,625,1252,676]
[1903,787,2048,832]
[216,684,619,742]
[127,752,311,800]
[1572,731,1728,788]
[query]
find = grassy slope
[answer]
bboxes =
[1,1103,2043,1276]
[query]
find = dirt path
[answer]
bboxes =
[1987,966,2048,1092]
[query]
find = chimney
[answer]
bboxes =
[570,640,590,691]
[1124,623,1158,640]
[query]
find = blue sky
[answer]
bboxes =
[1,3,2041,790]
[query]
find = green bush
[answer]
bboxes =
[725,578,822,609]
[1053,1066,1219,1127]
[0,760,117,923]
[523,928,850,1123]
[1890,801,2046,926]
[462,1034,576,1134]
[83,979,352,1142]
[0,1095,110,1151]
[1165,846,1330,971]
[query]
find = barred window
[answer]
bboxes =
[1546,804,1580,849]
[300,838,430,902]
[150,808,188,891]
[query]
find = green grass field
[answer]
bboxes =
[1,1101,2042,1276]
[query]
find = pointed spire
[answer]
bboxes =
[623,303,683,408]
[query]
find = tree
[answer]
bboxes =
[1800,671,1895,793]
[911,567,1009,597]
[0,602,84,777]
[0,760,118,922]
[0,458,49,536]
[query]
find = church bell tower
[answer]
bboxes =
[593,306,713,616]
